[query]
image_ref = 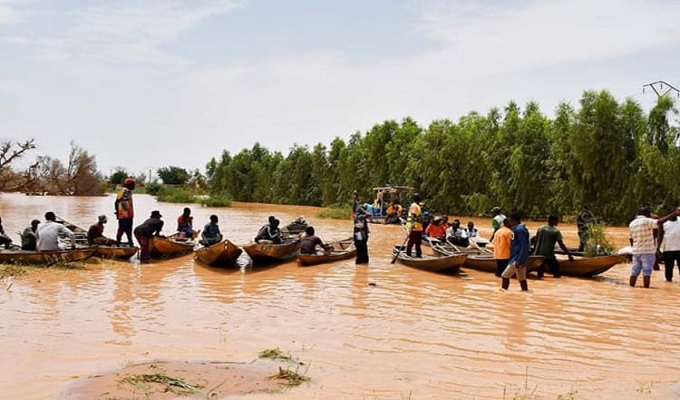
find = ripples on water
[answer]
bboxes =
[1,193,680,399]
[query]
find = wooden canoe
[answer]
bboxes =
[0,248,97,265]
[242,239,301,264]
[392,245,467,273]
[194,239,243,267]
[463,254,545,274]
[54,215,139,259]
[298,237,356,266]
[530,254,625,277]
[148,236,195,259]
[94,245,139,260]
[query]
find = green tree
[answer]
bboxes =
[109,168,129,185]
[157,165,191,185]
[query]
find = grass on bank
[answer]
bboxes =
[316,205,352,220]
[144,183,232,207]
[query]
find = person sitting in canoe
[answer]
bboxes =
[21,219,40,251]
[176,207,195,239]
[385,200,403,224]
[446,219,469,247]
[134,210,164,263]
[425,215,447,242]
[87,215,116,246]
[254,218,282,244]
[465,221,478,238]
[0,216,13,249]
[200,214,223,247]
[37,211,76,251]
[300,226,330,255]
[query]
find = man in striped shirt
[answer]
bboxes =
[629,206,679,288]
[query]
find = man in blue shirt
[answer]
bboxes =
[501,212,530,291]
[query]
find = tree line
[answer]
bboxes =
[204,90,680,224]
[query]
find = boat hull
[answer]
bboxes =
[464,255,545,273]
[195,240,243,267]
[148,236,195,259]
[531,254,625,277]
[0,248,97,265]
[95,246,139,260]
[298,238,356,266]
[242,239,301,264]
[393,246,466,273]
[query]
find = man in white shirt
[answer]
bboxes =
[447,219,469,247]
[37,211,76,252]
[658,206,680,282]
[629,206,679,288]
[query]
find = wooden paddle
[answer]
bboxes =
[391,233,410,264]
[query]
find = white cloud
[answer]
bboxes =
[418,0,680,73]
[0,5,19,24]
[66,0,245,64]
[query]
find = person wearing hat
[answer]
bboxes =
[133,210,164,262]
[114,177,135,247]
[405,193,423,257]
[87,215,116,246]
[489,206,506,242]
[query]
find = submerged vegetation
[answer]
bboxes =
[119,365,203,396]
[584,220,616,256]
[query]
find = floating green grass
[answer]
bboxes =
[119,365,203,396]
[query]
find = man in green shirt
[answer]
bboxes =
[533,215,574,278]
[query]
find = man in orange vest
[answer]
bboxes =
[405,193,423,257]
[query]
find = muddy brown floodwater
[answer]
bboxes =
[1,193,680,399]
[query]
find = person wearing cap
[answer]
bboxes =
[134,210,164,262]
[405,193,423,257]
[114,178,135,247]
[87,215,116,246]
[37,211,76,252]
[21,219,40,251]
[489,207,506,242]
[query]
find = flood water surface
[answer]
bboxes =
[1,193,679,399]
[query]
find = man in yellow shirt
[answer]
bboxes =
[405,193,423,257]
[492,218,512,277]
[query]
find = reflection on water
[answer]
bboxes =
[1,193,680,399]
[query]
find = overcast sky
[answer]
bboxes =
[1,0,679,177]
